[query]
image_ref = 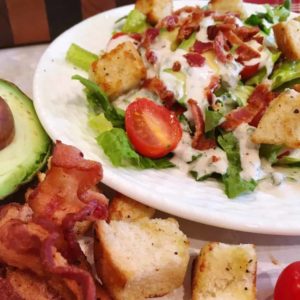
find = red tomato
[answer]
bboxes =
[274,261,300,300]
[125,98,182,158]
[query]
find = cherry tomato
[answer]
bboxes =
[274,261,300,300]
[125,98,182,158]
[240,63,260,81]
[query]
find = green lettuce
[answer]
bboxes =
[97,128,175,169]
[122,9,149,33]
[178,32,196,50]
[88,113,113,135]
[231,85,254,106]
[205,109,223,132]
[218,132,257,198]
[259,144,283,164]
[271,60,300,90]
[245,0,290,35]
[66,43,97,72]
[72,75,125,127]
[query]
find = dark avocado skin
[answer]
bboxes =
[0,96,15,150]
[0,79,52,199]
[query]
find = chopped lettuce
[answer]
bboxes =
[88,113,113,135]
[218,132,257,198]
[73,75,125,128]
[245,67,267,86]
[231,85,254,106]
[97,128,175,169]
[205,109,223,132]
[245,0,290,35]
[66,43,97,72]
[259,144,283,164]
[178,32,196,50]
[271,60,300,90]
[122,9,149,33]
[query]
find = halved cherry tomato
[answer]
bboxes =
[274,261,300,300]
[125,98,182,158]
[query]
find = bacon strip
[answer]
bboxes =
[236,43,261,62]
[192,40,213,54]
[188,99,216,150]
[235,26,260,42]
[214,31,229,63]
[27,142,108,226]
[221,84,274,131]
[184,53,205,67]
[141,28,159,48]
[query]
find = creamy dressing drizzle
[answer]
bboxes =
[196,16,214,42]
[233,123,264,181]
[217,59,243,88]
[171,131,228,177]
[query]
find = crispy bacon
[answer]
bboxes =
[214,31,229,63]
[223,30,243,46]
[143,77,175,108]
[240,63,260,81]
[158,15,179,31]
[192,40,214,54]
[205,75,220,105]
[235,26,260,42]
[221,84,273,131]
[145,49,157,64]
[236,44,261,62]
[141,28,159,48]
[176,6,203,43]
[188,99,216,150]
[172,61,181,72]
[27,142,108,226]
[184,53,205,67]
[41,233,96,300]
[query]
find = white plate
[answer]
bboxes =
[33,1,300,235]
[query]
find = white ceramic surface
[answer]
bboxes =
[33,1,300,235]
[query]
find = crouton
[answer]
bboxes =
[90,42,146,100]
[192,242,257,300]
[252,89,300,148]
[135,0,173,25]
[108,193,155,222]
[94,218,189,300]
[273,20,300,60]
[209,0,246,18]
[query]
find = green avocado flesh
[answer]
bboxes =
[0,80,51,199]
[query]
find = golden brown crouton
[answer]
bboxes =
[273,19,300,60]
[252,89,300,148]
[192,242,257,300]
[108,193,155,222]
[135,0,173,25]
[90,42,146,100]
[209,0,246,18]
[94,218,189,300]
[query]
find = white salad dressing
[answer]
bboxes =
[171,131,228,177]
[233,123,265,181]
[106,35,139,52]
[217,59,243,88]
[196,16,215,42]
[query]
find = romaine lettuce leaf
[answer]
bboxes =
[259,144,283,164]
[122,9,149,33]
[205,109,223,132]
[245,0,290,34]
[66,43,97,72]
[271,60,300,90]
[178,32,196,50]
[231,85,254,106]
[73,75,125,127]
[245,67,267,86]
[88,113,113,135]
[97,128,175,169]
[218,132,257,198]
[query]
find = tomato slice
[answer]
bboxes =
[274,261,300,300]
[240,63,260,81]
[125,98,182,158]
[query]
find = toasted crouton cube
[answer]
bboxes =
[90,42,146,100]
[135,0,173,25]
[94,218,189,300]
[252,90,300,148]
[273,20,300,60]
[108,193,155,222]
[192,242,257,300]
[209,0,246,18]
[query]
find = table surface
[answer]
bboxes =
[1,43,300,300]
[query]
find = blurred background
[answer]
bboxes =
[0,0,299,49]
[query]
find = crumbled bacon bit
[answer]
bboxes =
[236,44,261,62]
[205,75,220,105]
[214,31,229,63]
[158,15,179,31]
[145,49,157,64]
[235,26,260,42]
[141,28,159,48]
[240,63,260,81]
[188,99,216,150]
[184,53,205,67]
[192,40,214,54]
[212,155,220,163]
[172,61,181,72]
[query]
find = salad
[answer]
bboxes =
[66,0,300,198]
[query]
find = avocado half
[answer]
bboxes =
[0,79,51,199]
